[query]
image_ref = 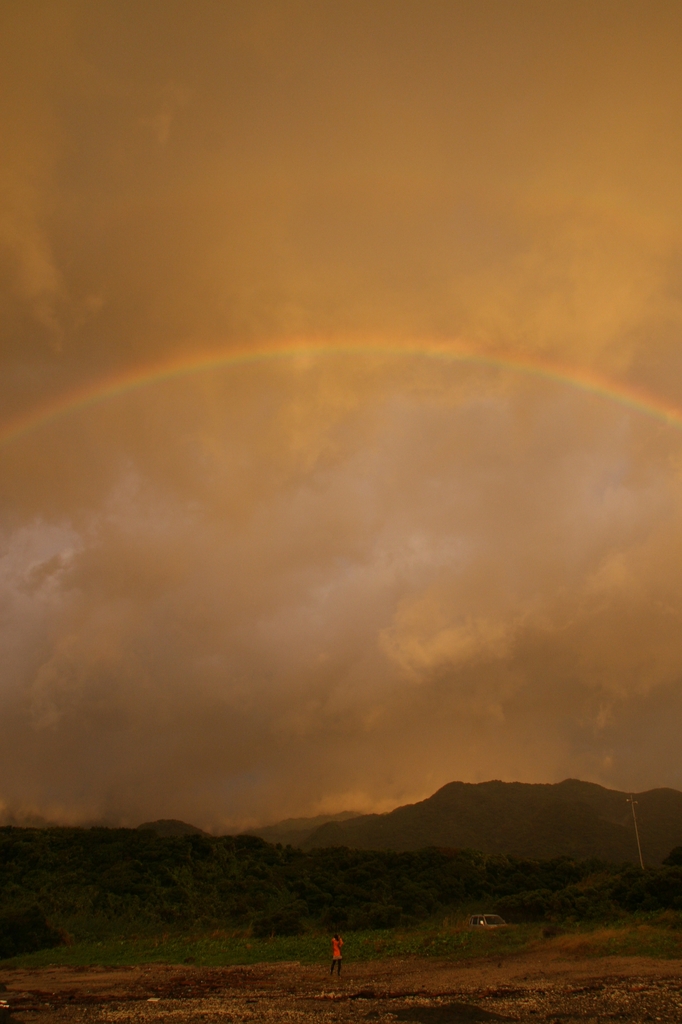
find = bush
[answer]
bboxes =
[349,903,402,930]
[0,907,63,959]
[494,889,553,922]
[252,901,307,937]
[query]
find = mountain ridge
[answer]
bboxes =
[136,819,209,837]
[254,779,682,864]
[243,810,360,847]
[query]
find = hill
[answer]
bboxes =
[2,825,682,948]
[301,779,682,864]
[136,819,208,837]
[244,811,360,847]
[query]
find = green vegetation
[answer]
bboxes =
[1,825,682,964]
[0,922,540,969]
[3,915,682,970]
[0,906,63,959]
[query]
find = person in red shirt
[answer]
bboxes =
[330,933,343,975]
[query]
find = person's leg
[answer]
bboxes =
[337,959,342,975]
[330,960,335,974]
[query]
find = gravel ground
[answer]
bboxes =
[2,951,681,1023]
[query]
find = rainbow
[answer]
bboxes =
[2,338,682,447]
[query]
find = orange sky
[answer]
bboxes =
[2,0,682,830]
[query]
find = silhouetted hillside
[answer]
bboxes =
[244,811,360,847]
[136,819,208,837]
[302,780,682,864]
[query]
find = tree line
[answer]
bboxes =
[1,826,681,956]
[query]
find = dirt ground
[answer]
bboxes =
[1,949,682,1023]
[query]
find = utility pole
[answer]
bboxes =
[627,795,645,870]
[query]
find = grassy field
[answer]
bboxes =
[546,921,682,959]
[3,914,682,970]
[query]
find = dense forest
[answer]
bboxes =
[2,826,682,958]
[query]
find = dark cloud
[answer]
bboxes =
[1,1,682,829]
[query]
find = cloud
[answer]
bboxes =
[1,1,682,828]
[380,593,516,679]
[1,369,682,828]
[138,83,190,146]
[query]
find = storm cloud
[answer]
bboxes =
[1,1,682,831]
